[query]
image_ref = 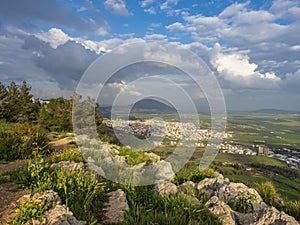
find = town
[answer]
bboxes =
[104,119,300,169]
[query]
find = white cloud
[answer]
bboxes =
[165,22,185,31]
[211,44,281,89]
[144,34,168,41]
[104,0,131,16]
[139,0,155,8]
[107,81,142,97]
[35,28,69,49]
[144,7,156,15]
[160,0,179,10]
[96,27,109,36]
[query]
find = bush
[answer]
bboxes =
[227,191,257,213]
[119,185,221,225]
[0,121,50,160]
[174,167,218,184]
[51,148,85,163]
[21,155,107,224]
[11,198,55,225]
[256,181,282,208]
[285,200,300,221]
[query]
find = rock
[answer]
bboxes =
[217,182,266,212]
[41,204,86,225]
[205,196,236,225]
[236,207,300,225]
[103,189,129,224]
[50,161,86,173]
[197,178,266,213]
[87,162,106,177]
[178,181,196,195]
[32,190,61,205]
[154,181,178,196]
[152,160,175,182]
[145,152,160,162]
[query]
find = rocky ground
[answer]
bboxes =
[0,138,299,225]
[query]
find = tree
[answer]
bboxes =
[0,82,8,119]
[39,97,72,132]
[18,81,40,123]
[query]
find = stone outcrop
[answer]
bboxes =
[154,181,178,196]
[205,196,236,225]
[102,189,129,224]
[196,177,299,225]
[197,177,267,212]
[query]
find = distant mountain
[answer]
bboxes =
[130,99,177,114]
[99,99,177,118]
[252,109,300,114]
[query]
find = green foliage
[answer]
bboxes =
[256,181,282,208]
[11,198,55,225]
[0,121,50,160]
[51,148,85,163]
[227,191,257,213]
[117,185,221,225]
[38,97,73,132]
[54,169,106,223]
[285,200,300,221]
[118,147,152,166]
[174,167,218,184]
[0,81,40,123]
[24,155,54,193]
[21,155,107,224]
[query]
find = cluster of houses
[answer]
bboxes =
[219,143,300,169]
[103,119,300,169]
[103,119,232,142]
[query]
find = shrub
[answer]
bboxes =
[51,148,85,163]
[256,181,282,207]
[117,185,221,225]
[21,154,107,224]
[285,200,300,221]
[11,198,55,225]
[227,191,257,213]
[0,121,50,160]
[174,167,218,184]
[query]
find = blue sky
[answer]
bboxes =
[0,0,300,111]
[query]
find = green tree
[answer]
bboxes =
[39,97,72,132]
[0,82,8,119]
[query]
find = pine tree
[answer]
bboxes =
[0,82,8,120]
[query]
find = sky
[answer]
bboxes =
[0,0,299,111]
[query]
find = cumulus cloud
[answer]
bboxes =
[22,35,98,90]
[144,33,168,41]
[0,0,107,35]
[211,44,281,89]
[35,28,69,49]
[165,22,185,31]
[104,0,131,16]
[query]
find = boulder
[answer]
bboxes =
[197,178,266,213]
[102,189,129,224]
[235,207,300,225]
[152,160,175,182]
[205,196,236,225]
[154,181,178,196]
[40,204,86,225]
